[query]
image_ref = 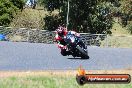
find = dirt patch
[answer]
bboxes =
[0,70,132,78]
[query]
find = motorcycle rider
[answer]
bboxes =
[55,25,87,56]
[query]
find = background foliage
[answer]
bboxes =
[0,0,131,34]
[9,0,25,10]
[0,0,24,26]
[42,0,131,34]
[43,0,114,34]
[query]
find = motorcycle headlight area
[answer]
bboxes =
[65,34,76,43]
[71,37,75,43]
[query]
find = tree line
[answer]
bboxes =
[0,0,131,34]
[43,0,131,34]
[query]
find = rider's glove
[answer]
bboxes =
[58,44,67,49]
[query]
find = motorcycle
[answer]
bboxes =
[64,33,89,59]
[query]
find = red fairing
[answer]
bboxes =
[55,34,62,41]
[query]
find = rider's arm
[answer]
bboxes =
[54,34,62,41]
[55,34,66,49]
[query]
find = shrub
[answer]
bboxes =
[127,23,132,34]
[10,9,45,29]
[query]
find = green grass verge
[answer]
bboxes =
[101,35,132,48]
[100,20,132,48]
[111,22,130,36]
[0,76,131,88]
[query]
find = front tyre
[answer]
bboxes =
[76,45,89,59]
[61,49,67,56]
[81,49,89,59]
[81,55,89,59]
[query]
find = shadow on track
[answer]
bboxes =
[67,57,89,60]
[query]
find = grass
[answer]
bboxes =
[0,75,132,88]
[111,22,131,36]
[107,36,132,48]
[100,21,132,48]
[0,70,132,88]
[0,76,131,88]
[101,35,132,48]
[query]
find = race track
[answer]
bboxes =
[0,41,132,71]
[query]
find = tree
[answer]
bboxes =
[119,0,131,27]
[89,2,113,34]
[0,0,25,26]
[0,0,18,26]
[43,0,113,34]
[44,14,61,31]
[43,0,62,11]
[9,0,25,11]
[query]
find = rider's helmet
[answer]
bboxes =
[56,26,66,37]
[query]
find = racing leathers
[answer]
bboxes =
[55,30,86,56]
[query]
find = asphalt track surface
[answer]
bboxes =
[0,41,132,71]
